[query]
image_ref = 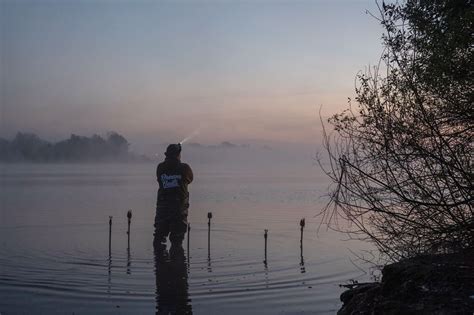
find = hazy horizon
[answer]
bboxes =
[1,0,384,155]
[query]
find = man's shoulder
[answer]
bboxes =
[156,161,171,173]
[180,162,192,171]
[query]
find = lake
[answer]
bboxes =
[0,163,371,314]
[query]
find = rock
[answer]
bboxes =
[338,282,381,315]
[338,249,474,314]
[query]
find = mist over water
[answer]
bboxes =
[179,127,202,145]
[0,1,393,312]
[158,140,321,176]
[0,162,371,314]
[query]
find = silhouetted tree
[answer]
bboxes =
[321,0,473,261]
[11,132,50,161]
[0,131,133,162]
[106,132,129,156]
[0,138,14,160]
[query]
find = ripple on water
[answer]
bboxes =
[0,238,363,309]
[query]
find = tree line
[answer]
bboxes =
[0,132,135,162]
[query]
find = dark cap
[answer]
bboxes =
[165,143,182,157]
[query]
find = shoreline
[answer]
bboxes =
[338,249,474,314]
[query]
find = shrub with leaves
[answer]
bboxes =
[321,0,473,261]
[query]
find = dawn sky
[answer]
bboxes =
[1,0,384,152]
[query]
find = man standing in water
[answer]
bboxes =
[154,143,193,248]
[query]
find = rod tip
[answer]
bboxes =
[300,218,305,228]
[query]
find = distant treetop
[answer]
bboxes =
[0,132,134,162]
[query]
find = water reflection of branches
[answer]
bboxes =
[300,237,305,274]
[263,259,269,289]
[126,245,131,275]
[107,252,112,295]
[207,251,212,273]
[299,252,306,274]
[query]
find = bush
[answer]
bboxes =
[320,0,473,261]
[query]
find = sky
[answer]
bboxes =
[1,0,384,154]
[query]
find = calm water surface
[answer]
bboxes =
[0,163,370,314]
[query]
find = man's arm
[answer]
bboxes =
[156,164,160,183]
[183,164,193,184]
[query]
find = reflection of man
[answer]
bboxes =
[154,245,192,314]
[154,144,193,248]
